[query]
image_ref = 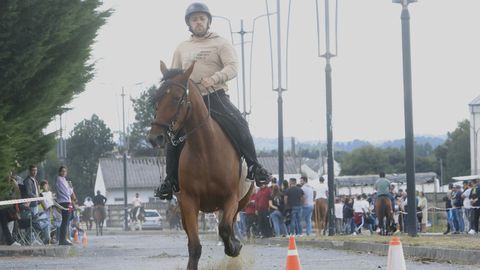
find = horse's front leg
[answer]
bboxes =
[219,197,241,257]
[180,197,201,270]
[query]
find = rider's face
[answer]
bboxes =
[189,13,209,36]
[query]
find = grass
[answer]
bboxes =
[306,233,480,250]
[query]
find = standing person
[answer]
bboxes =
[343,197,354,234]
[244,189,258,239]
[462,181,472,233]
[24,165,40,216]
[131,193,142,220]
[284,178,304,235]
[300,177,315,236]
[314,176,328,235]
[155,2,271,200]
[269,185,287,237]
[452,185,464,234]
[55,166,73,245]
[417,191,428,233]
[0,174,21,246]
[469,179,480,234]
[334,198,344,234]
[255,184,272,238]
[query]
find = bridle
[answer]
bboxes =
[150,79,210,146]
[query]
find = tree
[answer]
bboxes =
[340,145,390,175]
[435,119,470,182]
[0,0,110,193]
[129,85,158,156]
[66,114,115,201]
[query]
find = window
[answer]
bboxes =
[114,197,124,202]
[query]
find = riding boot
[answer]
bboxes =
[155,142,182,200]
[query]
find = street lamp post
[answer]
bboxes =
[315,0,338,236]
[393,0,417,237]
[121,88,128,231]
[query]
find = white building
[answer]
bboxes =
[469,95,480,175]
[94,157,165,205]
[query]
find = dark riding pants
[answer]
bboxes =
[165,90,259,183]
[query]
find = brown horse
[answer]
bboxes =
[314,198,328,235]
[375,195,393,235]
[148,61,254,270]
[93,205,106,236]
[82,206,93,230]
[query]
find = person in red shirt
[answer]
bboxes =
[255,184,272,238]
[244,189,258,239]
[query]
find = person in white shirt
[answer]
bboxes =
[462,181,473,232]
[334,198,344,234]
[314,177,329,235]
[300,177,315,236]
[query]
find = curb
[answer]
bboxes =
[0,245,72,257]
[257,238,480,266]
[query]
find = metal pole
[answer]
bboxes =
[394,0,417,237]
[239,20,248,119]
[276,0,284,183]
[122,88,128,231]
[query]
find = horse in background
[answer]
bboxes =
[93,205,106,236]
[129,206,145,231]
[314,198,328,236]
[375,196,394,235]
[148,61,254,270]
[81,206,93,230]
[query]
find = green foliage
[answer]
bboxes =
[129,85,158,157]
[0,0,110,190]
[434,119,470,182]
[66,114,115,201]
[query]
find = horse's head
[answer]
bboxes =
[148,61,195,148]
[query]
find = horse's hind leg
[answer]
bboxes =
[180,198,201,270]
[219,198,241,257]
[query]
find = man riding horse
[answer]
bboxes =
[154,2,272,200]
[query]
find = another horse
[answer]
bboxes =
[375,196,393,235]
[314,198,328,236]
[93,205,106,236]
[148,61,254,270]
[81,206,93,230]
[129,206,145,231]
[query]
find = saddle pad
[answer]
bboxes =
[238,158,253,201]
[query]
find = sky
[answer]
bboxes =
[48,0,480,142]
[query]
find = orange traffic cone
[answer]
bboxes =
[387,237,407,270]
[82,231,88,247]
[73,230,79,243]
[285,236,301,270]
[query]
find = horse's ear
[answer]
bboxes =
[182,61,195,79]
[160,61,168,76]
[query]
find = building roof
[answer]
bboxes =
[257,156,301,175]
[469,95,480,107]
[335,172,437,187]
[99,157,165,189]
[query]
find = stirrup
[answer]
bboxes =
[155,182,174,200]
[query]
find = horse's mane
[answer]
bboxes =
[150,68,184,107]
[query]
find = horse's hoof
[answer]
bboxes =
[225,242,242,257]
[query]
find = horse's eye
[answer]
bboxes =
[172,96,181,104]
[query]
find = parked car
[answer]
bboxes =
[142,209,163,230]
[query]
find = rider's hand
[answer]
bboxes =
[201,77,215,88]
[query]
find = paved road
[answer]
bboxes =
[1,231,477,270]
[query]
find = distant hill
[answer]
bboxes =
[254,135,446,152]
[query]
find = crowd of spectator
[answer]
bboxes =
[234,174,480,239]
[0,165,87,246]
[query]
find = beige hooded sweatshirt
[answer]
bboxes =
[171,32,238,95]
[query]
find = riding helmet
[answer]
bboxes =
[185,2,212,25]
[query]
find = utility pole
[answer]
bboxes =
[393,0,418,237]
[274,0,285,184]
[122,88,128,231]
[316,0,338,236]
